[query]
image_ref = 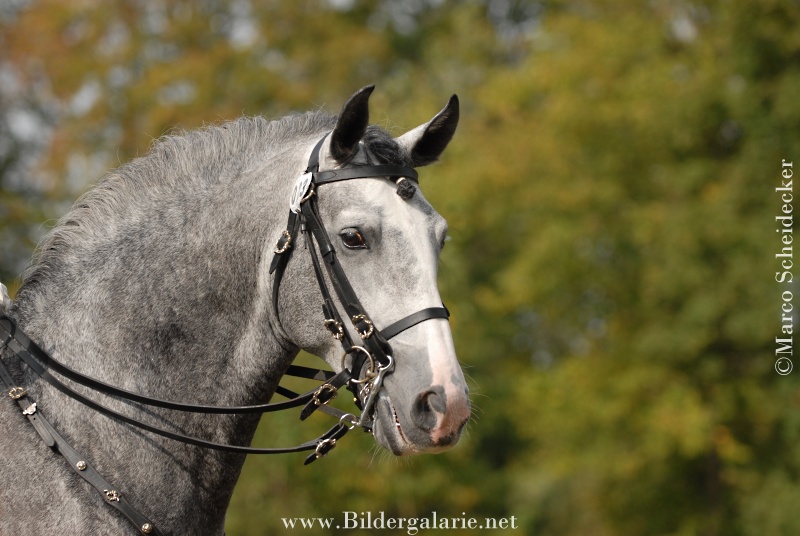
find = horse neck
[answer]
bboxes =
[10,143,306,532]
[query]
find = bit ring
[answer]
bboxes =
[341,346,375,384]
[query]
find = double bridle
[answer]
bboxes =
[0,132,449,535]
[269,133,449,430]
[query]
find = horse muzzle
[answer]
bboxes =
[373,381,471,455]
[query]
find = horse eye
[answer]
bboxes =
[340,228,368,249]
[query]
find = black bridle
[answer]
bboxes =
[269,133,449,428]
[0,132,449,535]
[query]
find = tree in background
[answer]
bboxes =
[1,1,798,534]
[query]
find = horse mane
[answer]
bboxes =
[16,112,330,303]
[15,110,408,308]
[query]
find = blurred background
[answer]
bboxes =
[1,0,798,534]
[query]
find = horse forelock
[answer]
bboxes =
[360,125,412,167]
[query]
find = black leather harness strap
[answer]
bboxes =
[1,334,162,535]
[300,196,395,362]
[313,164,418,185]
[0,315,347,416]
[379,306,450,341]
[0,314,352,456]
[301,215,358,353]
[0,332,55,448]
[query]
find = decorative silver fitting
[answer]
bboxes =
[22,403,36,415]
[141,523,155,534]
[76,461,87,471]
[289,172,314,213]
[0,282,11,313]
[8,386,26,400]
[103,489,120,502]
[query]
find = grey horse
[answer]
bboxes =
[0,86,470,534]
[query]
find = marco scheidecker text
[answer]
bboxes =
[776,159,794,375]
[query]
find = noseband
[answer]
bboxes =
[0,133,450,535]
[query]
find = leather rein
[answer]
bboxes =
[0,132,449,535]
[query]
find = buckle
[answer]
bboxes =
[8,386,26,400]
[311,383,338,406]
[351,314,374,339]
[274,230,292,254]
[324,319,344,340]
[314,438,337,459]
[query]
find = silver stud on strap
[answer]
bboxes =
[76,461,87,471]
[141,523,155,534]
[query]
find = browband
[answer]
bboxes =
[314,165,418,185]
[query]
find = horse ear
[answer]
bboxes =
[330,85,375,163]
[396,95,459,167]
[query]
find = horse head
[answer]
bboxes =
[277,86,470,455]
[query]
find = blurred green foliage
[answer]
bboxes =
[1,0,799,534]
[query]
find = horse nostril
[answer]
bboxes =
[411,386,446,432]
